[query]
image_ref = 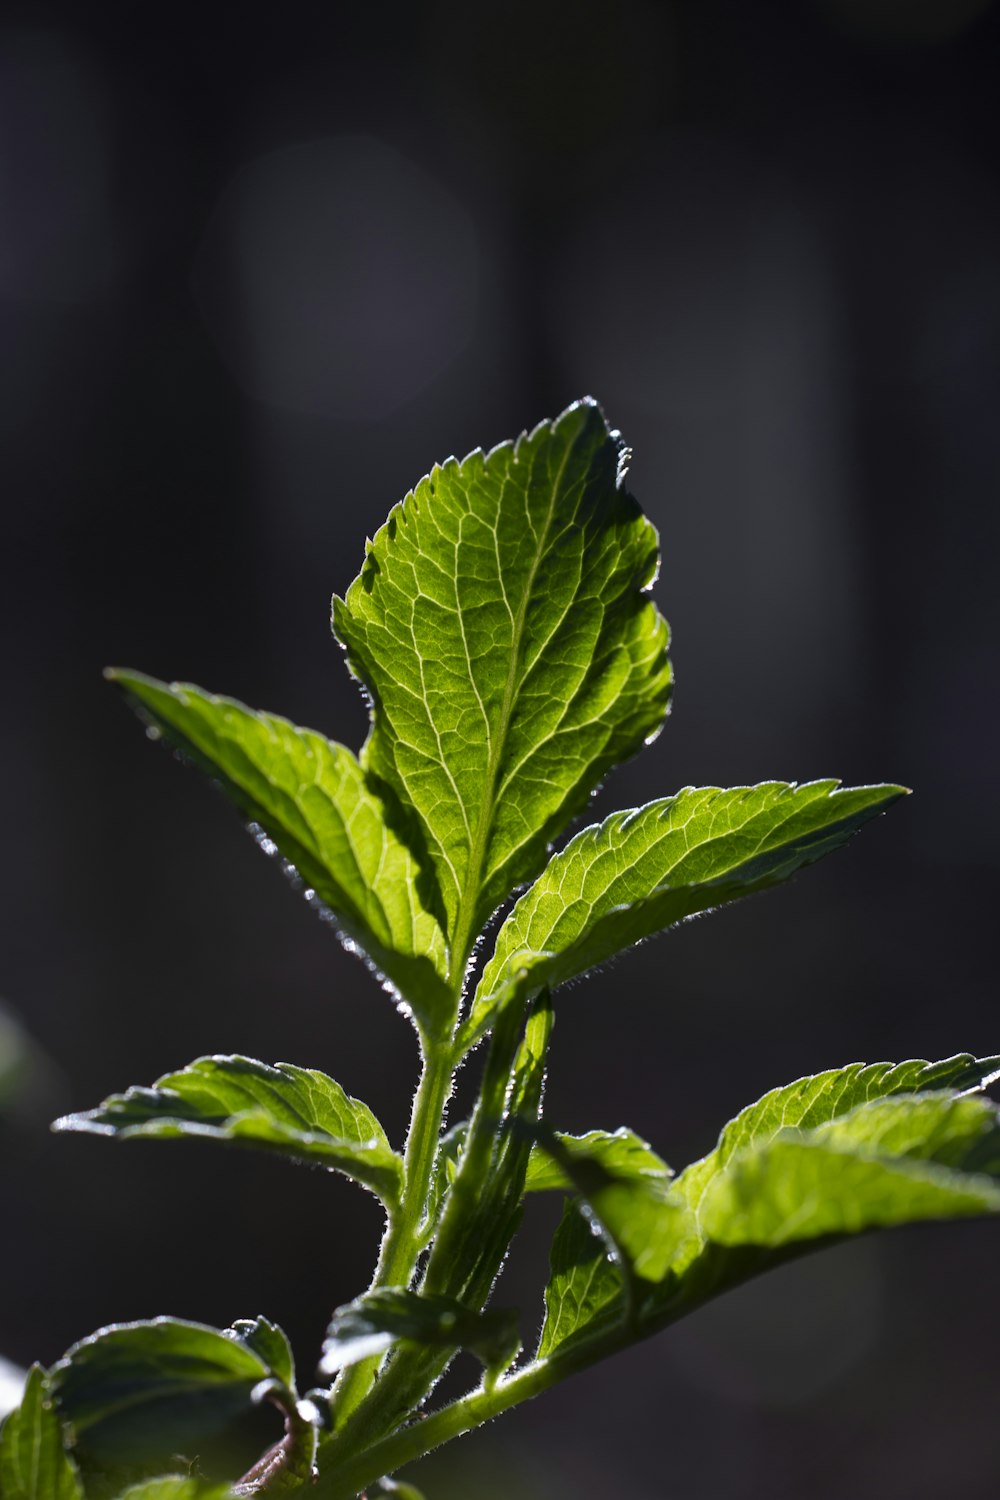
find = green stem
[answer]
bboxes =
[314,1329,629,1500]
[331,1042,455,1424]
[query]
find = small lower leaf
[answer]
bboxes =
[49,1318,274,1462]
[0,1365,83,1500]
[54,1055,403,1207]
[538,1204,623,1359]
[320,1290,520,1383]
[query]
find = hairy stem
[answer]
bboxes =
[330,1042,454,1424]
[314,1328,630,1500]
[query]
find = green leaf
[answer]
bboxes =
[320,1289,520,1384]
[534,1129,692,1359]
[0,1365,83,1500]
[49,1318,273,1461]
[470,780,907,1037]
[675,1052,1000,1212]
[697,1093,1000,1250]
[525,1128,670,1194]
[537,1056,1000,1359]
[333,398,672,967]
[537,1203,622,1360]
[530,1129,694,1286]
[53,1054,403,1207]
[114,1480,233,1499]
[106,671,451,1037]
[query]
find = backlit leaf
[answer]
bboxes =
[0,1365,83,1500]
[471,780,906,1037]
[106,672,451,1037]
[697,1094,1000,1249]
[675,1052,1000,1212]
[525,1128,669,1194]
[333,399,672,968]
[537,1204,622,1360]
[54,1054,403,1207]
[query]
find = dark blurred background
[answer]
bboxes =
[2,0,999,1494]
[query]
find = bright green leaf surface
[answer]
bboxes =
[676,1053,1000,1211]
[49,1318,270,1460]
[54,1054,403,1206]
[538,1057,1000,1359]
[538,1204,622,1359]
[472,780,906,1034]
[333,399,672,969]
[0,1365,83,1500]
[106,672,451,1035]
[320,1290,520,1382]
[525,1128,669,1194]
[698,1100,1000,1249]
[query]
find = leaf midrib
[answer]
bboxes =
[447,432,576,988]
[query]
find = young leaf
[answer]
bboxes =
[333,398,672,965]
[106,672,451,1037]
[524,1128,669,1194]
[320,1289,520,1383]
[470,780,907,1036]
[48,1318,276,1461]
[53,1055,403,1207]
[0,1365,83,1500]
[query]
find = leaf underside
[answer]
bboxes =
[333,398,672,962]
[471,779,907,1036]
[48,1318,276,1461]
[539,1055,1000,1359]
[53,1054,403,1206]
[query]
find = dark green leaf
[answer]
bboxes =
[49,1318,272,1462]
[226,1318,295,1396]
[320,1290,520,1383]
[470,780,906,1037]
[0,1365,83,1500]
[106,672,451,1037]
[53,1055,403,1207]
[333,399,672,964]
